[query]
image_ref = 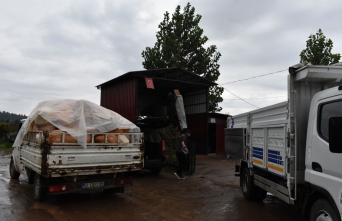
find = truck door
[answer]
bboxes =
[307,96,342,213]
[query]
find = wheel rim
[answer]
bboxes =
[242,173,248,193]
[315,210,333,221]
[34,177,40,198]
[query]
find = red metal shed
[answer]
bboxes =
[207,113,229,155]
[96,68,221,154]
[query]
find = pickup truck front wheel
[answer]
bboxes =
[9,158,20,179]
[310,199,340,221]
[34,173,47,201]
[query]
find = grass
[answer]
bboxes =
[0,142,13,153]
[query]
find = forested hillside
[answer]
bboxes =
[0,111,27,122]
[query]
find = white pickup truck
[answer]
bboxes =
[9,99,144,201]
[225,64,342,221]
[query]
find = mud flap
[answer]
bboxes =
[234,164,240,177]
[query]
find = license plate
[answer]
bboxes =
[81,181,105,189]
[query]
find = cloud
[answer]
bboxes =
[1,0,342,117]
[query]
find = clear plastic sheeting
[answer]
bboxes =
[13,99,140,149]
[175,95,187,129]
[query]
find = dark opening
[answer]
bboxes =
[208,123,217,153]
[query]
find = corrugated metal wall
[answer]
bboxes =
[216,124,226,154]
[183,88,207,114]
[100,78,137,122]
[187,113,208,154]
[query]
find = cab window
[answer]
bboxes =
[319,100,342,141]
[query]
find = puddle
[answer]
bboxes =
[0,174,11,183]
[30,202,60,215]
[0,167,9,172]
[0,185,12,205]
[0,174,21,192]
[220,204,233,212]
[0,196,11,205]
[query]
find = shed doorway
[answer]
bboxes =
[208,123,217,153]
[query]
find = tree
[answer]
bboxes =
[0,122,10,140]
[300,29,341,65]
[142,2,223,112]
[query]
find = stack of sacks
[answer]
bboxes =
[48,130,94,143]
[27,116,57,143]
[28,115,131,144]
[94,128,130,144]
[14,99,141,149]
[28,115,57,131]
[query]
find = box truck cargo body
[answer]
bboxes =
[225,64,342,221]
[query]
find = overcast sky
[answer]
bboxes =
[1,0,342,117]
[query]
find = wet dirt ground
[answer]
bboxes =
[0,151,302,221]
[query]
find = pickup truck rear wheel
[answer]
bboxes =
[9,158,20,179]
[33,173,47,201]
[310,199,340,221]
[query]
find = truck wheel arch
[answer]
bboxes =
[303,184,340,220]
[11,155,18,171]
[25,167,35,184]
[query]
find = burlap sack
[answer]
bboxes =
[65,134,77,143]
[51,104,79,130]
[27,124,38,130]
[35,115,56,131]
[48,131,63,143]
[106,129,130,143]
[118,134,129,143]
[48,130,84,144]
[94,134,118,143]
[107,128,131,133]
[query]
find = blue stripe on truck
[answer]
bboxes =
[253,153,263,159]
[252,147,264,160]
[268,153,282,160]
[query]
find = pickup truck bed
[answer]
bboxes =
[18,130,144,178]
[10,130,144,200]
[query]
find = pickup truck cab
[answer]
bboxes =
[135,118,174,174]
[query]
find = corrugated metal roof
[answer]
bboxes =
[96,67,217,89]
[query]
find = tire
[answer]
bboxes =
[310,199,340,221]
[150,167,163,175]
[241,167,254,200]
[9,158,20,179]
[27,169,35,184]
[241,167,267,201]
[33,173,47,201]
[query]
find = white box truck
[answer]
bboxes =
[225,63,342,221]
[9,99,144,201]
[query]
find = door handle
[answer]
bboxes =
[312,162,322,172]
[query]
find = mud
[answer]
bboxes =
[0,151,302,221]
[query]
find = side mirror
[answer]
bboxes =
[329,117,342,153]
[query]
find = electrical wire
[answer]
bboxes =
[224,95,286,100]
[220,69,287,85]
[218,68,288,109]
[223,88,259,109]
